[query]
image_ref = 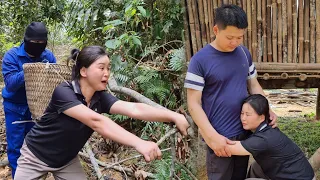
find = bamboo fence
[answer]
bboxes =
[184,0,320,65]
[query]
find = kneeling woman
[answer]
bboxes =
[228,94,315,180]
[14,46,190,180]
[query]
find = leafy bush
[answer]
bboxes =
[278,117,320,157]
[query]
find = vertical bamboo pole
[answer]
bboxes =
[218,0,222,7]
[310,0,316,63]
[272,0,277,62]
[282,0,287,63]
[257,0,262,62]
[192,0,202,51]
[262,0,267,62]
[208,0,214,42]
[232,0,236,5]
[213,0,218,41]
[236,0,242,7]
[277,0,282,63]
[317,0,320,63]
[298,0,304,63]
[247,0,252,54]
[243,0,248,47]
[198,0,207,47]
[287,0,293,63]
[267,0,272,62]
[183,0,192,61]
[252,0,257,62]
[187,0,198,54]
[304,0,310,63]
[223,0,228,5]
[293,0,298,63]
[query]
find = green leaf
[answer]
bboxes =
[137,6,146,17]
[104,19,125,26]
[132,36,141,46]
[130,8,137,17]
[105,39,121,49]
[125,4,132,14]
[102,25,114,33]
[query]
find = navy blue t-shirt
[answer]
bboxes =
[184,44,257,138]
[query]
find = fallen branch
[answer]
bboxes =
[106,147,171,169]
[169,133,176,179]
[174,159,198,180]
[108,76,195,137]
[78,152,156,178]
[156,128,179,146]
[84,142,103,179]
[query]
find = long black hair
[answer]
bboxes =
[243,94,270,123]
[68,46,108,80]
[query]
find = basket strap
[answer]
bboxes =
[46,62,71,86]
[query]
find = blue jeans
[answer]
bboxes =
[3,101,34,178]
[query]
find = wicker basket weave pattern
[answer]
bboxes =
[23,63,72,120]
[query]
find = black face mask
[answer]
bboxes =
[24,41,47,58]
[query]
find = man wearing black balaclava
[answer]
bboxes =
[1,22,56,178]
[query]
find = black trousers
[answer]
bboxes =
[206,131,250,180]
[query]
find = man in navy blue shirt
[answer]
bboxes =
[2,22,56,178]
[184,5,277,180]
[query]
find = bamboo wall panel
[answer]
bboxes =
[184,0,320,64]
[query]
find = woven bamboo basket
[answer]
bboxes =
[23,63,72,120]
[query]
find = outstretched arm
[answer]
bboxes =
[64,104,161,162]
[109,100,190,136]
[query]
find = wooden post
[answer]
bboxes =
[293,0,298,63]
[262,0,267,62]
[187,0,198,54]
[198,0,207,47]
[304,0,310,63]
[247,0,252,54]
[316,0,320,63]
[272,0,277,62]
[310,0,316,63]
[298,0,304,63]
[277,0,282,63]
[207,0,214,42]
[287,0,293,63]
[252,0,257,62]
[267,0,272,62]
[282,0,287,63]
[192,0,202,51]
[317,88,320,120]
[243,0,248,47]
[183,0,192,61]
[257,0,262,62]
